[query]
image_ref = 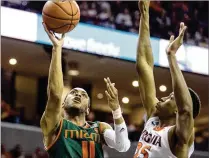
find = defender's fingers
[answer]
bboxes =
[169,35,175,43]
[179,26,187,37]
[179,22,184,33]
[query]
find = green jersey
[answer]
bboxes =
[46,119,104,158]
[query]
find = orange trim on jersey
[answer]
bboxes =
[83,122,90,128]
[90,141,95,158]
[82,141,88,158]
[153,126,165,131]
[45,119,63,151]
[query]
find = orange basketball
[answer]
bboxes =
[42,0,80,33]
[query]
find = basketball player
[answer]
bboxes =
[134,0,201,158]
[40,23,130,158]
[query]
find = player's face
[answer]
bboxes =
[156,92,177,118]
[63,88,90,112]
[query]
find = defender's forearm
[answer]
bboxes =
[47,46,64,98]
[167,54,192,111]
[137,11,153,67]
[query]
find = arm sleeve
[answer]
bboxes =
[103,122,130,152]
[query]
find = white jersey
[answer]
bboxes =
[134,117,194,158]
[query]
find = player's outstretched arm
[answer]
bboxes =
[40,23,65,136]
[136,0,158,118]
[166,23,194,151]
[99,78,130,152]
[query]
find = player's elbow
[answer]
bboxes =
[136,63,143,75]
[115,139,131,152]
[178,106,193,116]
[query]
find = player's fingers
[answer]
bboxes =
[107,83,115,98]
[105,90,112,100]
[42,22,47,31]
[107,77,117,95]
[179,22,184,33]
[52,32,60,40]
[169,35,175,43]
[42,22,51,35]
[180,26,187,36]
[61,33,65,39]
[104,78,115,98]
[42,23,55,41]
[104,78,108,84]
[179,26,187,45]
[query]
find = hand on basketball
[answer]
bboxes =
[104,77,120,111]
[42,22,65,48]
[138,0,150,15]
[166,22,187,55]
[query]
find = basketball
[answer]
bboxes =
[42,0,80,34]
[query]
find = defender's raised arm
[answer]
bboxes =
[136,0,158,118]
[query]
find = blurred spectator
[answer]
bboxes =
[116,8,133,31]
[195,27,204,45]
[100,16,116,29]
[1,100,20,123]
[150,1,164,14]
[1,1,208,47]
[9,144,25,158]
[87,2,97,24]
[98,5,111,23]
[32,147,48,158]
[79,2,89,22]
[2,144,12,158]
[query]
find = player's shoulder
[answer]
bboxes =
[97,122,113,134]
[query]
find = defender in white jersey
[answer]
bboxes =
[135,0,201,158]
[134,117,194,158]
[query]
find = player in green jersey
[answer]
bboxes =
[40,23,130,158]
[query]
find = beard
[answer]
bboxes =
[64,104,87,117]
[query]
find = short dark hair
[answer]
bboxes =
[188,88,201,119]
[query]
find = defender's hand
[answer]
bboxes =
[104,77,120,111]
[42,22,65,48]
[138,0,150,15]
[166,22,187,55]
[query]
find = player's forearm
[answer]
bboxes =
[167,54,192,112]
[137,10,153,68]
[114,117,124,125]
[47,46,64,99]
[111,107,130,152]
[112,106,125,125]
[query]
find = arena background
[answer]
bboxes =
[1,1,208,158]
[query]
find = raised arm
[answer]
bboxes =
[98,78,130,152]
[136,0,158,118]
[166,23,194,147]
[40,23,65,136]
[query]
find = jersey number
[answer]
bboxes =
[134,142,151,158]
[82,141,95,158]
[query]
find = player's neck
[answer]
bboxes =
[65,113,86,127]
[159,117,175,127]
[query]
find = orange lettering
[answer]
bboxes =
[153,126,165,131]
[134,142,151,158]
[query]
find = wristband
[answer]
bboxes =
[112,107,122,119]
